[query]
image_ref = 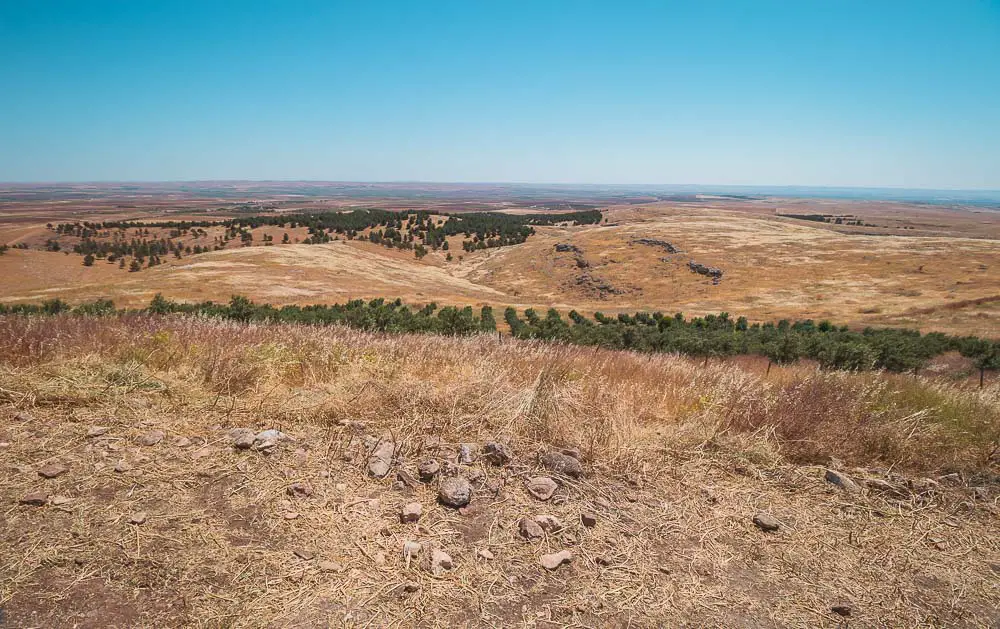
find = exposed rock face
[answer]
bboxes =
[438,477,472,508]
[631,238,680,254]
[688,260,723,284]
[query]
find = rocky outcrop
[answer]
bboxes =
[631,238,680,254]
[688,260,723,284]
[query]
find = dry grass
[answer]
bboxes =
[1,315,999,627]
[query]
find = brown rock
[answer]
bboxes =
[294,549,315,560]
[431,549,453,573]
[86,426,110,438]
[580,512,598,528]
[539,549,572,570]
[540,451,583,478]
[128,511,148,525]
[526,476,558,500]
[14,411,33,422]
[831,604,853,618]
[752,512,780,532]
[20,491,48,506]
[229,428,256,449]
[137,430,165,446]
[38,463,69,479]
[318,560,344,573]
[483,441,513,466]
[533,514,563,532]
[368,440,395,478]
[401,502,423,523]
[287,482,312,497]
[518,517,544,540]
[438,477,472,508]
[417,459,441,482]
[825,469,860,493]
[477,548,495,560]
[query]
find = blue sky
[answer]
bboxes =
[1,1,998,188]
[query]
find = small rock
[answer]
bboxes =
[20,491,48,506]
[562,447,582,460]
[318,560,344,573]
[403,541,422,567]
[533,514,563,532]
[283,512,300,520]
[401,502,423,523]
[483,441,513,466]
[294,549,315,560]
[50,495,72,506]
[540,451,583,478]
[972,486,989,501]
[113,460,131,473]
[368,440,395,478]
[752,512,781,532]
[526,476,558,500]
[595,555,613,566]
[539,550,572,570]
[458,443,477,464]
[518,517,545,540]
[417,459,441,482]
[580,512,598,528]
[402,582,420,593]
[824,469,860,493]
[38,463,69,479]
[172,436,192,448]
[287,482,312,497]
[138,430,165,446]
[373,551,387,566]
[477,548,495,560]
[86,426,110,438]
[831,604,853,618]
[128,511,148,525]
[431,549,453,573]
[255,429,289,443]
[397,468,421,488]
[438,477,472,508]
[229,428,256,449]
[14,411,33,422]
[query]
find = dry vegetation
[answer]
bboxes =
[2,315,998,627]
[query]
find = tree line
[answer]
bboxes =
[3,295,995,376]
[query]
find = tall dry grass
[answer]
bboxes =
[1,313,997,475]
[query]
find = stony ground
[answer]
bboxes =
[1,316,998,627]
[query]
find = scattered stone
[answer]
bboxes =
[540,451,583,478]
[402,541,422,568]
[294,549,315,560]
[138,430,165,446]
[831,604,853,618]
[526,476,558,501]
[539,550,572,570]
[431,550,455,574]
[417,459,441,482]
[38,463,68,479]
[397,468,421,488]
[752,512,781,532]
[318,560,344,573]
[518,517,544,540]
[581,512,598,528]
[431,549,453,573]
[50,496,72,506]
[533,514,563,533]
[191,448,213,461]
[283,512,300,520]
[128,512,148,525]
[86,426,110,438]
[595,556,613,567]
[402,582,420,594]
[172,436,192,448]
[368,440,395,478]
[113,460,131,473]
[287,482,312,497]
[230,428,256,449]
[401,502,423,523]
[438,477,472,508]
[477,548,495,560]
[458,443,477,464]
[20,491,48,506]
[825,469,860,493]
[255,429,289,443]
[483,441,513,466]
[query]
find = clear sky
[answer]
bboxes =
[1,1,999,188]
